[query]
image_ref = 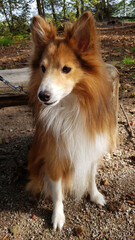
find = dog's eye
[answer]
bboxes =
[62,66,71,74]
[41,65,46,73]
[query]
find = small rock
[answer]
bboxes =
[104,180,109,186]
[97,204,102,209]
[9,225,20,236]
[9,128,13,133]
[129,108,135,114]
[119,203,126,212]
[131,191,135,197]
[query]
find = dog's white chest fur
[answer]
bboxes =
[40,94,108,199]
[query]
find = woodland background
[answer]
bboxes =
[0,0,135,39]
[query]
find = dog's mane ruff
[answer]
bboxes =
[39,94,80,158]
[38,92,110,199]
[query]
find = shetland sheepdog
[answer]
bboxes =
[27,11,118,230]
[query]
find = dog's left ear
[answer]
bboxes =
[65,11,97,52]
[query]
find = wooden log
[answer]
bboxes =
[0,65,119,108]
[0,94,28,108]
[0,68,29,108]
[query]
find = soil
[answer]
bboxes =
[0,23,135,240]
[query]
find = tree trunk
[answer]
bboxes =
[123,0,126,16]
[102,0,105,9]
[36,0,42,16]
[63,0,66,19]
[107,0,110,21]
[76,0,80,18]
[8,0,14,31]
[80,0,84,14]
[41,0,45,17]
[0,0,13,32]
[50,0,57,23]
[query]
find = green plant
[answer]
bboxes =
[131,46,135,52]
[131,73,135,78]
[0,33,30,46]
[121,57,135,65]
[0,36,14,46]
[116,48,123,52]
[12,34,30,42]
[127,18,135,21]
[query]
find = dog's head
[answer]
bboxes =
[31,12,98,106]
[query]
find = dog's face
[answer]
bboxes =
[37,41,83,106]
[31,12,97,106]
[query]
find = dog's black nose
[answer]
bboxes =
[38,90,51,102]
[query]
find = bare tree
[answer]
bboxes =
[80,0,84,14]
[50,0,57,22]
[36,0,45,17]
[76,0,80,17]
[0,0,14,31]
[63,0,66,19]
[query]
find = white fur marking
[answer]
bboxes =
[50,179,65,231]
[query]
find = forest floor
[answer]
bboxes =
[0,22,135,240]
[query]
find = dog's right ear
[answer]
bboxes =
[31,15,56,47]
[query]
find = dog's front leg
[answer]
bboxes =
[50,178,65,231]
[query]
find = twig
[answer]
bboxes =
[120,103,134,138]
[95,232,103,239]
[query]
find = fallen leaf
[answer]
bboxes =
[127,200,134,205]
[9,225,20,236]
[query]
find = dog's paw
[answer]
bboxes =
[52,205,65,231]
[91,192,106,206]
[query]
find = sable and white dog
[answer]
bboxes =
[27,11,118,230]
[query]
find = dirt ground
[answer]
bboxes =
[0,23,135,240]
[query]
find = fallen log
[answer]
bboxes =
[0,93,28,108]
[0,64,119,109]
[0,68,29,108]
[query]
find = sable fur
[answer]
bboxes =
[27,11,118,230]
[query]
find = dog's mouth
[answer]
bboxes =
[44,100,57,106]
